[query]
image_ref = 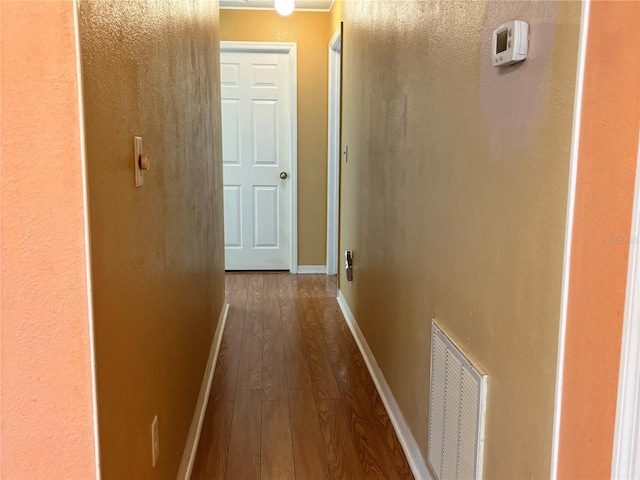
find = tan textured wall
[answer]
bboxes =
[338,1,580,478]
[79,0,225,478]
[330,0,343,36]
[220,10,329,266]
[1,1,97,478]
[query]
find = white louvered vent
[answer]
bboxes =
[428,321,487,480]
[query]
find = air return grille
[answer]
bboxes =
[428,321,487,480]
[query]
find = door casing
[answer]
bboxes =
[326,27,342,276]
[611,130,640,480]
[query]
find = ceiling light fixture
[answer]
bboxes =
[274,0,295,16]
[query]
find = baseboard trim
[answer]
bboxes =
[297,265,327,274]
[336,290,432,480]
[177,302,230,480]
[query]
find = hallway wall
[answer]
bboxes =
[78,0,226,477]
[336,0,580,477]
[0,1,97,478]
[219,10,330,267]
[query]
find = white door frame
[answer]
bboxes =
[612,130,640,479]
[549,1,590,477]
[220,41,298,273]
[326,27,341,276]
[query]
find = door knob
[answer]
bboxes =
[280,172,288,180]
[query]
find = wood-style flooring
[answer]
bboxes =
[192,273,413,480]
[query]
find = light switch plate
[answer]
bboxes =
[151,415,159,467]
[134,136,144,187]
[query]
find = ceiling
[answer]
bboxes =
[219,0,335,11]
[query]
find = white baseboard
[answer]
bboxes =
[297,265,327,274]
[336,290,432,480]
[177,302,230,480]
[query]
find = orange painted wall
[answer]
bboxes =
[558,2,640,478]
[0,1,97,478]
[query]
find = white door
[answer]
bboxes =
[220,45,295,271]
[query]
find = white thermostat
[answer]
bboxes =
[492,20,529,66]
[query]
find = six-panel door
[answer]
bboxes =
[221,50,292,270]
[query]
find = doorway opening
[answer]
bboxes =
[326,26,342,276]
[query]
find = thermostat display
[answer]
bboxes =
[492,20,529,66]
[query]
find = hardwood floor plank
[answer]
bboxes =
[283,321,313,389]
[317,312,361,389]
[193,273,414,480]
[320,290,411,478]
[278,274,296,324]
[226,390,262,480]
[316,399,366,480]
[307,274,329,298]
[289,389,330,480]
[263,274,282,329]
[318,301,378,397]
[261,400,295,480]
[301,316,342,399]
[328,301,412,478]
[236,323,263,390]
[339,382,397,479]
[225,273,234,302]
[341,380,413,479]
[246,273,264,326]
[210,328,243,402]
[226,274,249,330]
[326,275,337,298]
[262,328,288,401]
[296,279,341,399]
[191,402,234,480]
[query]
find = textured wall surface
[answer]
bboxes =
[559,2,640,478]
[78,0,225,477]
[337,1,580,477]
[220,10,329,266]
[329,0,343,40]
[0,1,97,478]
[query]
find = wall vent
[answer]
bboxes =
[428,321,488,480]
